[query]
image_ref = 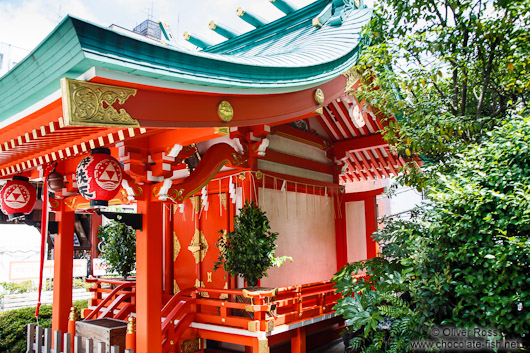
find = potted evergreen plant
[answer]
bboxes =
[214,201,291,288]
[97,217,136,280]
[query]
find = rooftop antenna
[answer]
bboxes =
[145,1,154,20]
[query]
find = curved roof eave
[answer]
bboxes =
[0,3,372,124]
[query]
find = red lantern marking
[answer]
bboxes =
[3,184,31,209]
[76,148,123,207]
[95,159,122,191]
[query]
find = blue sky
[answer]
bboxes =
[0,0,316,54]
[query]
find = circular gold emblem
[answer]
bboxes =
[314,88,325,105]
[217,100,234,122]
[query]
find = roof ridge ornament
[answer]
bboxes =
[61,78,139,128]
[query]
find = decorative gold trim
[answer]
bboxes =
[173,280,181,294]
[188,229,209,263]
[315,107,324,115]
[61,78,139,127]
[258,339,269,353]
[69,306,79,321]
[215,127,230,135]
[217,100,234,122]
[342,67,363,92]
[65,198,76,211]
[248,321,259,332]
[190,196,201,214]
[207,272,213,283]
[314,88,325,105]
[255,170,263,180]
[265,320,274,333]
[173,232,181,261]
[127,315,136,334]
[219,282,229,300]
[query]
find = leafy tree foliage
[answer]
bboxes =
[214,201,291,287]
[334,0,530,351]
[356,0,530,187]
[335,118,530,351]
[98,218,136,279]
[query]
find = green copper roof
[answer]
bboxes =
[0,0,372,124]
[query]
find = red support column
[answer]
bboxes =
[364,196,378,259]
[136,185,164,353]
[163,204,173,295]
[291,327,306,353]
[90,214,102,275]
[51,202,75,334]
[334,195,347,271]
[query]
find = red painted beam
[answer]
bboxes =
[262,149,333,175]
[92,75,347,128]
[333,134,387,160]
[271,125,332,151]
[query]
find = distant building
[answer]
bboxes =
[132,19,162,41]
[0,42,29,78]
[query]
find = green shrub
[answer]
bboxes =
[214,201,291,287]
[0,300,88,353]
[98,218,136,279]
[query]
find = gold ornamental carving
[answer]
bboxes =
[314,88,325,105]
[342,67,363,92]
[173,232,181,261]
[219,282,229,300]
[61,78,139,127]
[173,280,181,294]
[217,100,234,122]
[188,229,208,263]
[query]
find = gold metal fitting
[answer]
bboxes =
[69,306,79,321]
[314,88,325,105]
[127,315,136,334]
[217,100,234,122]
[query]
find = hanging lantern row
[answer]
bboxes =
[0,176,37,220]
[76,147,123,207]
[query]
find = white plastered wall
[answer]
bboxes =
[260,188,336,288]
[345,201,367,262]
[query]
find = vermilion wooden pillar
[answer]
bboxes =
[163,204,173,295]
[334,195,347,271]
[136,186,164,353]
[51,202,75,334]
[364,196,378,259]
[90,214,102,275]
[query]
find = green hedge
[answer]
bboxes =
[0,300,88,353]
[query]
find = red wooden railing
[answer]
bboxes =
[84,278,136,321]
[83,278,347,352]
